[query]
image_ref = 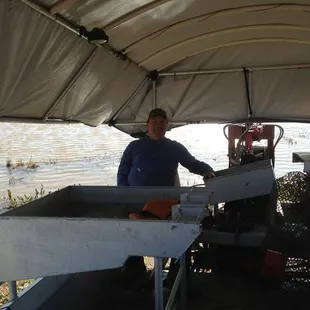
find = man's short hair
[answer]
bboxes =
[147,108,167,122]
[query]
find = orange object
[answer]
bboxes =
[129,199,179,220]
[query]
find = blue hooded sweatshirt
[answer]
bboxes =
[117,137,214,186]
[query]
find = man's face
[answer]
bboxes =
[147,116,168,140]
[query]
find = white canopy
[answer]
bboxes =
[1,0,310,136]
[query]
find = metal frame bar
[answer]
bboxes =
[9,281,17,301]
[49,0,79,14]
[123,3,310,54]
[153,80,157,109]
[18,0,147,74]
[160,68,242,76]
[112,117,310,126]
[0,117,79,124]
[19,0,86,37]
[69,161,275,203]
[292,152,310,173]
[113,121,187,126]
[154,252,187,310]
[180,254,187,310]
[104,0,172,32]
[157,38,310,72]
[109,76,149,122]
[138,24,310,66]
[156,38,310,71]
[8,116,310,128]
[158,63,310,76]
[42,48,98,121]
[154,257,164,310]
[164,253,186,310]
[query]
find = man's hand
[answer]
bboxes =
[203,171,216,180]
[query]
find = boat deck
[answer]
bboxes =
[37,267,285,310]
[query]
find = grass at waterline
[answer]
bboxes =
[6,158,39,170]
[3,185,52,208]
[0,279,35,306]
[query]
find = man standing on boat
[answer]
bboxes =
[117,108,215,186]
[116,108,215,294]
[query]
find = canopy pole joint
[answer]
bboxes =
[149,70,159,81]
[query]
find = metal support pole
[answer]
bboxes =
[164,252,188,310]
[113,120,187,126]
[153,80,157,109]
[158,63,310,76]
[43,48,98,121]
[154,257,164,310]
[180,253,187,310]
[165,262,183,310]
[159,68,243,76]
[9,281,17,301]
[0,117,79,124]
[109,76,149,123]
[113,117,310,126]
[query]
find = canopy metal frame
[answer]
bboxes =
[123,3,310,54]
[18,0,146,73]
[138,24,310,67]
[42,47,98,121]
[49,0,79,15]
[8,1,310,130]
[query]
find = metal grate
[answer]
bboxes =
[277,171,309,206]
[262,171,310,308]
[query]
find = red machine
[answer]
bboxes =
[192,123,286,283]
[223,123,284,168]
[208,123,286,281]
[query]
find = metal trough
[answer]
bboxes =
[0,160,276,310]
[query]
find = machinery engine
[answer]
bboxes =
[194,123,284,279]
[221,123,284,227]
[224,123,284,168]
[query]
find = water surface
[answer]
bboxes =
[0,122,308,209]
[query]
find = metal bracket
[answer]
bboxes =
[292,152,310,173]
[149,70,159,81]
